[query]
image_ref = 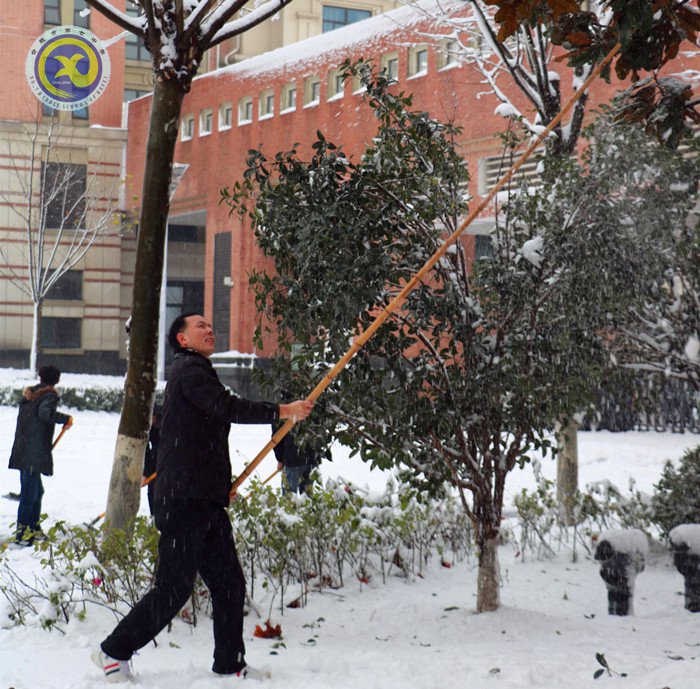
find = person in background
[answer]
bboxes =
[141,404,161,516]
[8,364,72,545]
[272,422,321,495]
[92,313,313,683]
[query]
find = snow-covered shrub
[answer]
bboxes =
[1,478,471,630]
[650,445,700,538]
[230,477,473,615]
[513,469,652,562]
[0,517,159,630]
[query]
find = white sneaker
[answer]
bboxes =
[91,648,133,684]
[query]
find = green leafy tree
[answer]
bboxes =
[224,63,677,610]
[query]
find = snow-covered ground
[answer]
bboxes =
[0,398,698,688]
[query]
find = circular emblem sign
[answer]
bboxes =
[25,26,111,111]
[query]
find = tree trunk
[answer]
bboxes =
[104,78,185,536]
[556,419,579,526]
[476,535,500,612]
[30,300,42,373]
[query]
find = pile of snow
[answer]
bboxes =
[669,524,700,555]
[598,528,649,557]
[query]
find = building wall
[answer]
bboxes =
[0,0,130,373]
[128,4,662,360]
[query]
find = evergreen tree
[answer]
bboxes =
[224,64,696,611]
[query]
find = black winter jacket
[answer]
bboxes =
[155,350,280,506]
[8,385,71,476]
[272,424,321,469]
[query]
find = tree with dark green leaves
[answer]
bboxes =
[482,0,700,141]
[223,63,695,610]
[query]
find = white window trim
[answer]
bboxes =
[407,69,428,81]
[259,91,275,119]
[438,60,461,72]
[199,109,213,137]
[280,106,296,115]
[219,103,233,131]
[238,98,253,126]
[303,98,320,109]
[328,91,344,102]
[181,115,194,141]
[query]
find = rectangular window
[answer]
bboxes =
[124,89,149,102]
[168,224,205,243]
[322,6,371,32]
[475,235,494,260]
[125,6,150,61]
[199,109,213,136]
[44,0,61,25]
[259,90,274,118]
[281,83,297,112]
[181,114,194,141]
[72,106,88,121]
[41,317,82,349]
[478,150,543,195]
[304,77,321,106]
[239,97,253,124]
[41,162,87,230]
[408,47,429,77]
[328,71,344,99]
[219,103,232,129]
[381,53,399,83]
[74,0,90,29]
[45,270,83,301]
[43,102,57,118]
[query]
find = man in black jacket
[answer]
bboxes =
[8,364,72,545]
[93,313,313,683]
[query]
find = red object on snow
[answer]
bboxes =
[254,620,282,639]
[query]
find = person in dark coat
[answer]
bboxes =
[8,364,72,544]
[273,423,321,494]
[141,405,161,516]
[93,313,314,683]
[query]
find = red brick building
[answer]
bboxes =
[123,3,693,368]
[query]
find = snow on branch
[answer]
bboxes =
[85,0,145,36]
[203,0,292,47]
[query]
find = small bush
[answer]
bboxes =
[650,445,700,538]
[1,478,472,630]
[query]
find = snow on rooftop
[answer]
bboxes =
[196,0,461,83]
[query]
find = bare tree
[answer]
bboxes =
[0,113,127,373]
[83,0,295,535]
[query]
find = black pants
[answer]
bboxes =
[101,499,247,674]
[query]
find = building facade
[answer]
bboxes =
[125,3,663,372]
[0,1,410,374]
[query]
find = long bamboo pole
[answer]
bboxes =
[88,472,157,527]
[230,43,622,497]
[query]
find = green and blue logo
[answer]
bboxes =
[25,26,111,111]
